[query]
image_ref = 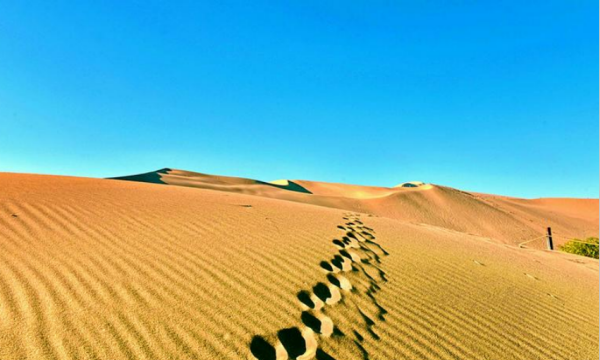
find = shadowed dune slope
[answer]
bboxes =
[0,173,598,360]
[112,169,598,247]
[112,168,312,196]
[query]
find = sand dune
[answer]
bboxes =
[114,169,599,247]
[0,172,597,360]
[113,168,312,196]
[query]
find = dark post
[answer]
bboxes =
[546,227,554,250]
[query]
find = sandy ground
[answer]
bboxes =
[0,171,598,360]
[117,169,599,247]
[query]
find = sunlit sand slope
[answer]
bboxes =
[114,169,599,247]
[0,173,597,360]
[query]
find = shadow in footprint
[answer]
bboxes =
[366,240,389,255]
[331,255,346,270]
[332,326,345,338]
[252,215,385,360]
[298,290,315,309]
[320,261,334,272]
[339,249,353,261]
[277,328,306,359]
[375,303,388,320]
[333,239,345,248]
[358,309,381,340]
[327,274,341,288]
[353,330,364,342]
[313,283,332,302]
[352,331,370,360]
[301,312,322,333]
[379,270,388,282]
[367,328,380,340]
[358,309,375,327]
[316,348,337,360]
[354,340,370,360]
[250,336,276,360]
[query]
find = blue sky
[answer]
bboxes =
[0,1,597,198]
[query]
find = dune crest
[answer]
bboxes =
[111,168,598,247]
[394,181,428,188]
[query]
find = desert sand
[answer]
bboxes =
[116,169,599,248]
[0,170,598,360]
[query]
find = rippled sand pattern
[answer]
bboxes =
[0,173,597,359]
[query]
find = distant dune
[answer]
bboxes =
[114,168,599,248]
[1,171,598,360]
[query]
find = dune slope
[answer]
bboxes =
[0,173,597,360]
[113,169,599,247]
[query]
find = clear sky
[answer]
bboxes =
[0,1,597,198]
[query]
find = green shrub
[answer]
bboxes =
[560,237,599,259]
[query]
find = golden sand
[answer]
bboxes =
[0,172,597,359]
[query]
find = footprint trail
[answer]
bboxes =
[249,213,389,360]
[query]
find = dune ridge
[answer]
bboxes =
[112,168,599,247]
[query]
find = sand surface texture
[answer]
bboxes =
[117,169,599,247]
[1,171,598,360]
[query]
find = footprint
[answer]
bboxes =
[332,326,345,338]
[359,248,382,264]
[298,291,326,311]
[313,283,333,304]
[320,261,334,272]
[339,249,361,263]
[374,302,388,321]
[360,231,376,240]
[364,240,389,256]
[336,255,353,271]
[353,340,369,360]
[315,314,334,337]
[298,290,315,309]
[315,283,342,305]
[353,330,364,342]
[301,311,333,337]
[332,239,346,249]
[341,237,360,249]
[250,336,287,360]
[327,273,352,291]
[277,327,317,360]
[250,336,276,360]
[356,308,380,340]
[310,294,325,310]
[346,232,361,242]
